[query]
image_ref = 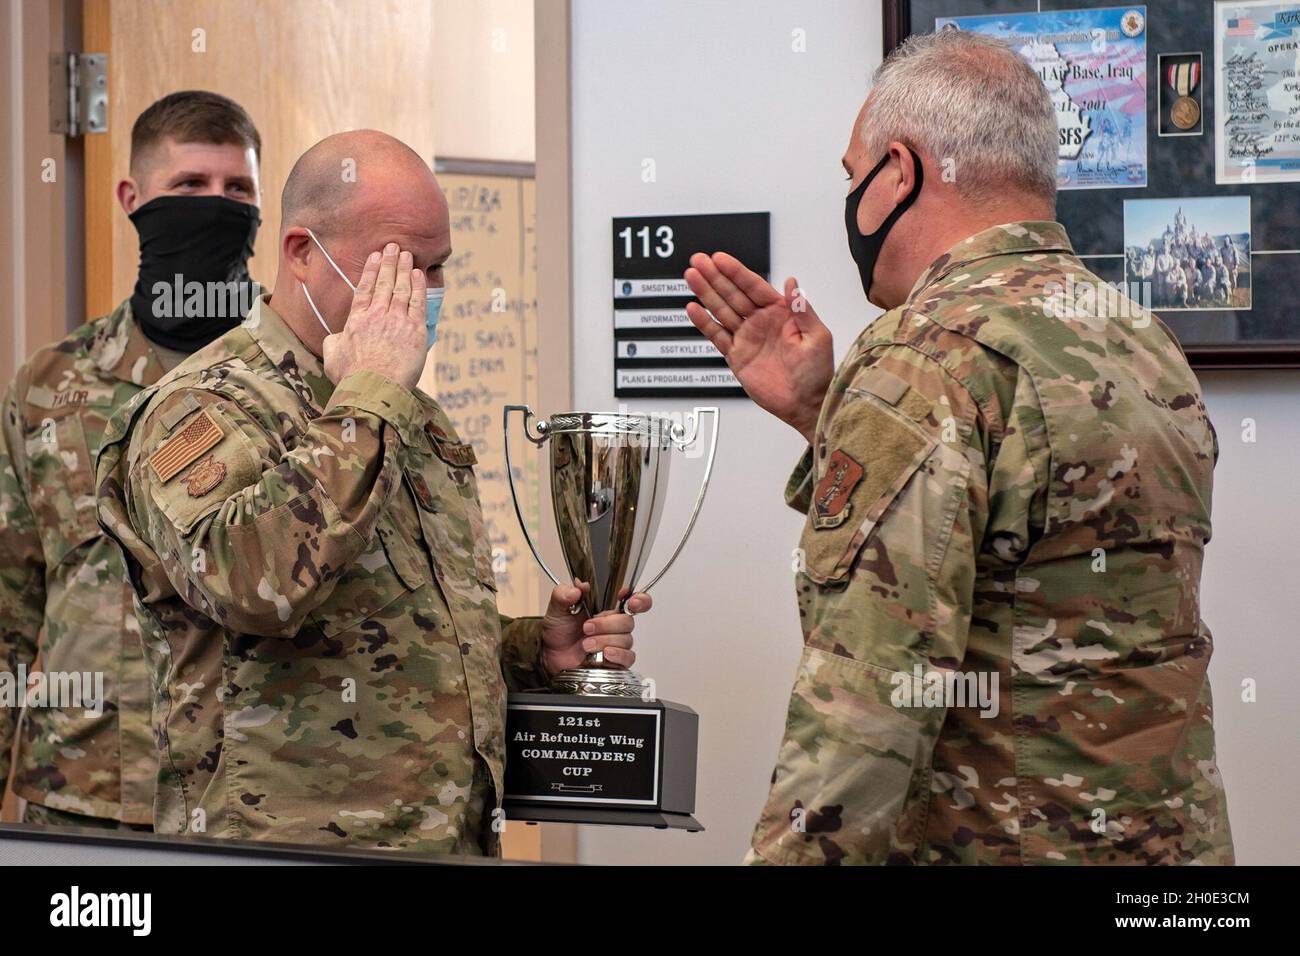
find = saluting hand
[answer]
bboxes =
[685,252,833,444]
[323,242,427,390]
[540,581,650,676]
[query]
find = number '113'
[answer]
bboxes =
[619,225,675,259]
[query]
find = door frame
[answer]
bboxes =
[1,0,80,387]
[81,0,113,322]
[532,0,577,865]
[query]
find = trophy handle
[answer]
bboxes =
[639,406,719,594]
[503,404,565,589]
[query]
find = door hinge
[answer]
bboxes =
[49,53,108,137]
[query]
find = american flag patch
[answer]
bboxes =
[149,409,224,483]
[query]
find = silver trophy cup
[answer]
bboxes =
[504,406,719,697]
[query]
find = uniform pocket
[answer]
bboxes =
[23,409,103,565]
[307,527,421,638]
[143,403,263,536]
[799,392,935,585]
[750,646,938,866]
[412,452,497,590]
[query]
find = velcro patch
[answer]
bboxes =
[159,393,202,431]
[406,469,438,512]
[860,366,911,406]
[179,454,228,497]
[814,449,865,524]
[800,396,935,582]
[429,433,477,467]
[149,410,224,483]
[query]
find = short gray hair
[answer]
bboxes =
[861,29,1057,203]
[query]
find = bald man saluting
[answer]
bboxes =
[96,131,647,853]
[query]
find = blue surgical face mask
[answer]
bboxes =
[425,286,445,348]
[302,228,444,350]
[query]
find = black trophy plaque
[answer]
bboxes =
[503,693,701,831]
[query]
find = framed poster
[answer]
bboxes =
[884,0,1300,368]
[934,6,1149,190]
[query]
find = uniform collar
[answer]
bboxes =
[240,293,335,412]
[906,221,1075,304]
[93,300,168,387]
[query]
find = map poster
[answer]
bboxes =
[1215,1,1300,184]
[936,7,1148,190]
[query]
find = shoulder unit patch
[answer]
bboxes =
[179,454,228,498]
[814,449,864,524]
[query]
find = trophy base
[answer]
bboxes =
[511,805,702,831]
[549,666,651,698]
[503,692,700,830]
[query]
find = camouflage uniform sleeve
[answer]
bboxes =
[749,345,989,865]
[123,369,423,637]
[784,446,815,513]
[0,381,45,789]
[499,614,547,692]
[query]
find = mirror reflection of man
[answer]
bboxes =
[0,91,262,830]
[686,31,1233,865]
[97,131,646,853]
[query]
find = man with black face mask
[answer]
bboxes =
[685,30,1232,866]
[0,91,262,830]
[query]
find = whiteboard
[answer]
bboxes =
[419,170,540,618]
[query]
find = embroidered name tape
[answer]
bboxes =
[429,433,477,467]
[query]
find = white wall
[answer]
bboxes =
[1196,371,1300,866]
[569,0,877,865]
[567,0,1300,865]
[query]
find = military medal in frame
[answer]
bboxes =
[1158,52,1204,136]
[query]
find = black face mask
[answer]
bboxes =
[844,147,924,299]
[128,194,261,352]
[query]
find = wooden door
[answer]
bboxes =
[83,0,442,316]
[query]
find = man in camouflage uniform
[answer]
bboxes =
[0,92,263,829]
[686,31,1233,864]
[96,131,646,853]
